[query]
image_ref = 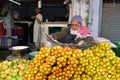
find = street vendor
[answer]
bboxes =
[46,15,95,48]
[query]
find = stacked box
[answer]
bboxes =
[0,36,18,47]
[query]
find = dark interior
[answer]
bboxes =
[0,0,68,21]
[0,0,68,60]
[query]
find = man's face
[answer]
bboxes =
[71,20,81,30]
[35,8,40,14]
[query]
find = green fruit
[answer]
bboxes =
[0,78,3,80]
[5,75,12,80]
[11,72,17,77]
[0,74,7,79]
[11,77,17,80]
[0,67,2,71]
[18,71,24,76]
[17,76,24,80]
[1,65,8,70]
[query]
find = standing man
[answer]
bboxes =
[31,7,43,48]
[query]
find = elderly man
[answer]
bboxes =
[46,15,95,48]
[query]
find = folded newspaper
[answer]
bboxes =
[45,34,66,46]
[45,34,91,50]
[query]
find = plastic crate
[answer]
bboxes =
[29,51,39,60]
[0,36,18,47]
[113,41,120,49]
[112,48,120,57]
[112,41,120,57]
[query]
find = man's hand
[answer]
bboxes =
[31,16,41,24]
[31,16,36,19]
[46,34,53,41]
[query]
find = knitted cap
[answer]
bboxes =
[72,15,82,24]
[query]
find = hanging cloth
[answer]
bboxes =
[0,22,6,36]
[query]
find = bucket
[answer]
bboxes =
[29,51,39,60]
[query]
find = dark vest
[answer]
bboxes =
[58,30,76,43]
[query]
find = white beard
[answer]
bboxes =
[70,28,78,35]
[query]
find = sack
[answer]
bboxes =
[94,37,117,48]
